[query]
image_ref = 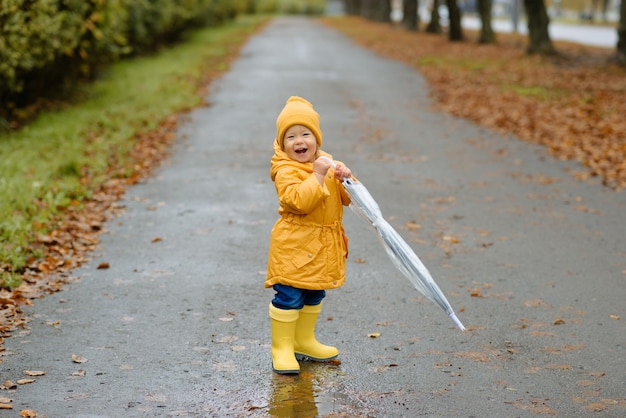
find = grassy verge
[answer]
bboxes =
[0,14,270,288]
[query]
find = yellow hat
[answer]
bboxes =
[276,96,322,149]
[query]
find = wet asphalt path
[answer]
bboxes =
[2,17,626,417]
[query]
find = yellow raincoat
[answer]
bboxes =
[265,140,351,290]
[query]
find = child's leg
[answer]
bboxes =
[294,291,338,361]
[269,303,300,374]
[269,285,305,374]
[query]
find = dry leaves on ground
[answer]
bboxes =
[322,17,626,189]
[0,117,179,356]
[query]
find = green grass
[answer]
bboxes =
[0,14,269,287]
[500,83,567,101]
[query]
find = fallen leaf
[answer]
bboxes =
[16,379,34,385]
[71,369,86,377]
[20,409,38,417]
[368,332,381,338]
[151,237,163,243]
[442,235,460,244]
[24,371,45,376]
[546,364,572,370]
[530,331,558,337]
[71,354,87,364]
[454,351,491,362]
[524,298,551,308]
[584,403,608,412]
[353,258,367,264]
[609,314,620,320]
[2,380,17,389]
[553,319,565,325]
[563,344,585,351]
[0,397,11,403]
[217,335,238,343]
[97,262,110,269]
[404,220,421,231]
[0,403,12,410]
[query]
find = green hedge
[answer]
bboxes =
[0,0,249,123]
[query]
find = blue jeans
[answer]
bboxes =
[271,284,326,310]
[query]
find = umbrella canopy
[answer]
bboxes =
[322,157,466,331]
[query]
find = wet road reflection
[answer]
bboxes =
[267,362,356,417]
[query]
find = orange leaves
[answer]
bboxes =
[324,17,626,190]
[505,398,557,415]
[96,262,110,270]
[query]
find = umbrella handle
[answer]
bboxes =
[319,156,352,182]
[318,156,336,169]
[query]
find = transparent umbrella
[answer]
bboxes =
[323,157,466,331]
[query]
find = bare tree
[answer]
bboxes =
[477,0,495,43]
[380,0,392,22]
[523,0,555,54]
[344,0,362,15]
[447,0,463,41]
[426,0,442,33]
[360,0,391,22]
[403,0,419,31]
[618,0,626,65]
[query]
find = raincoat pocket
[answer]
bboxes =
[292,237,323,269]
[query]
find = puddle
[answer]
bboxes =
[267,362,370,417]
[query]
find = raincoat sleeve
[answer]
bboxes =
[335,183,349,206]
[275,168,330,215]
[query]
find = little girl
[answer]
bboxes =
[265,96,352,374]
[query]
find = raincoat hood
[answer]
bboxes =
[275,96,323,150]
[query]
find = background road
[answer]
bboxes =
[2,17,625,417]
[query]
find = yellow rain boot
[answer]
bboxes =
[294,303,339,361]
[269,304,300,374]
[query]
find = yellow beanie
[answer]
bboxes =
[276,96,322,149]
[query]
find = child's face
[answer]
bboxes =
[283,124,318,163]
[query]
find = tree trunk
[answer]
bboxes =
[523,0,555,54]
[379,0,392,22]
[447,0,463,41]
[361,0,389,21]
[426,0,442,33]
[618,0,626,65]
[344,0,361,15]
[361,0,374,19]
[477,0,495,43]
[403,0,419,31]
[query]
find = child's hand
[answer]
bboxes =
[334,163,351,180]
[313,157,332,176]
[313,157,331,185]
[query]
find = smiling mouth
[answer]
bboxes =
[295,148,308,154]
